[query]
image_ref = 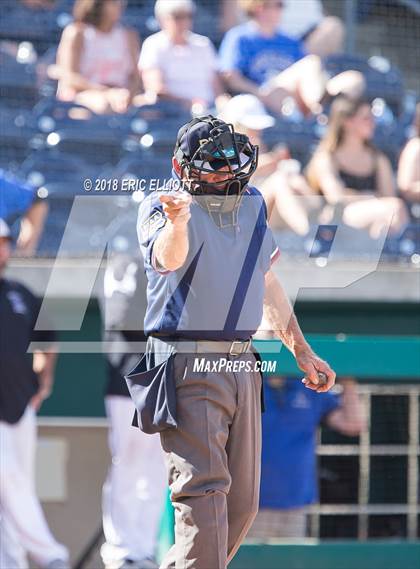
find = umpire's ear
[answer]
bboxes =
[131,410,139,428]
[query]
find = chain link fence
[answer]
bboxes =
[324,0,420,91]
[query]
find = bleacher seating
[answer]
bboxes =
[113,150,172,185]
[373,119,408,168]
[381,222,420,258]
[0,107,37,169]
[18,149,94,187]
[0,50,39,109]
[263,116,320,167]
[31,99,134,166]
[0,0,73,55]
[0,2,417,261]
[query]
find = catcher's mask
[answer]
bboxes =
[173,115,258,228]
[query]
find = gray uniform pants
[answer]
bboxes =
[151,338,262,569]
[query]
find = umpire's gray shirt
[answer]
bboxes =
[137,182,279,341]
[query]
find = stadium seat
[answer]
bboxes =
[113,150,173,186]
[0,107,37,169]
[122,1,157,39]
[121,106,191,158]
[263,117,320,167]
[128,100,191,123]
[323,54,405,116]
[137,124,183,155]
[18,150,95,188]
[193,5,223,47]
[373,119,409,168]
[31,99,131,166]
[381,222,420,260]
[0,0,72,55]
[123,0,222,46]
[0,50,39,109]
[37,186,135,256]
[33,98,99,129]
[33,97,139,137]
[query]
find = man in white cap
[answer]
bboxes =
[0,219,69,569]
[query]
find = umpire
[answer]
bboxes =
[129,116,336,568]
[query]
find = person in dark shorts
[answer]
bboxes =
[0,218,69,569]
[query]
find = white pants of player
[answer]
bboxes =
[101,396,167,567]
[0,405,69,569]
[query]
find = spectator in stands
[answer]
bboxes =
[219,94,314,235]
[219,0,363,116]
[55,0,141,114]
[398,102,420,203]
[247,372,365,539]
[0,218,69,569]
[221,0,345,56]
[139,0,226,111]
[306,96,409,238]
[0,170,47,255]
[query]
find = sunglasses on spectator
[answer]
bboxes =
[172,12,193,20]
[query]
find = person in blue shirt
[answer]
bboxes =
[128,114,337,568]
[220,7,305,87]
[0,170,47,255]
[248,373,365,539]
[219,0,363,116]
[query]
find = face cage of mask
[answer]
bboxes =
[177,123,258,227]
[182,138,258,193]
[183,159,258,227]
[186,124,257,189]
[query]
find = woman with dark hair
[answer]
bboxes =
[398,103,420,203]
[306,96,408,238]
[55,0,141,114]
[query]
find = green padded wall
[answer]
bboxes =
[229,542,420,569]
[39,300,420,418]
